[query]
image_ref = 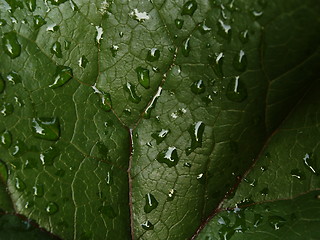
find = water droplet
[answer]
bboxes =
[45,202,59,215]
[181,0,198,16]
[186,121,205,155]
[40,146,59,165]
[110,44,119,57]
[151,129,170,144]
[129,9,150,22]
[303,153,319,175]
[33,15,47,29]
[156,147,179,167]
[253,214,263,227]
[124,82,141,103]
[233,50,247,72]
[226,76,247,102]
[0,102,14,117]
[26,0,36,12]
[50,41,62,58]
[49,65,73,89]
[33,184,44,197]
[239,30,249,44]
[0,75,4,94]
[290,169,306,180]
[0,130,12,149]
[0,19,7,26]
[46,24,59,32]
[98,205,117,218]
[261,166,267,172]
[268,216,286,230]
[6,71,22,85]
[217,19,231,40]
[174,19,184,29]
[31,117,60,141]
[78,55,89,68]
[136,67,150,89]
[95,26,103,44]
[252,10,263,19]
[182,37,191,57]
[15,177,26,191]
[184,162,192,168]
[144,87,162,118]
[141,220,154,230]
[191,80,206,94]
[119,32,124,38]
[0,161,8,182]
[208,52,224,78]
[100,92,112,112]
[198,21,211,34]
[64,40,71,50]
[2,31,21,59]
[146,48,160,62]
[167,189,176,201]
[144,193,158,213]
[11,140,27,157]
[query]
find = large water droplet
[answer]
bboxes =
[124,82,141,103]
[0,160,8,182]
[33,15,47,29]
[0,75,5,93]
[33,184,44,197]
[15,177,26,191]
[186,121,205,155]
[40,146,59,165]
[136,67,150,89]
[181,0,198,16]
[49,65,73,89]
[129,9,150,22]
[95,26,104,44]
[226,76,247,102]
[2,31,21,59]
[233,50,247,72]
[98,205,117,218]
[217,19,231,40]
[0,130,12,149]
[78,55,89,68]
[174,19,184,29]
[31,117,60,141]
[198,20,211,34]
[290,169,306,180]
[146,48,160,62]
[51,41,62,58]
[141,220,154,230]
[156,147,179,167]
[0,102,14,116]
[26,0,36,12]
[6,71,21,85]
[144,87,162,118]
[268,216,286,230]
[11,140,27,157]
[182,37,191,57]
[239,30,249,44]
[144,193,158,213]
[191,80,206,94]
[45,202,59,215]
[303,153,319,175]
[151,129,170,144]
[208,52,224,78]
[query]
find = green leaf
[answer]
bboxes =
[0,0,319,239]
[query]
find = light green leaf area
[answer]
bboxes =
[0,0,319,239]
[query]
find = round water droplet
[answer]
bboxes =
[151,129,170,144]
[226,76,247,102]
[0,130,12,149]
[208,52,224,78]
[33,15,46,29]
[0,161,8,182]
[15,177,26,191]
[239,30,249,44]
[124,82,141,103]
[191,80,206,94]
[136,67,150,89]
[33,184,44,197]
[186,121,205,155]
[156,147,179,167]
[303,153,319,175]
[217,19,231,40]
[26,0,36,12]
[0,102,14,117]
[0,19,7,26]
[182,37,191,57]
[198,21,211,34]
[268,216,286,230]
[51,42,62,58]
[0,75,5,94]
[31,117,60,141]
[181,0,198,16]
[174,19,184,29]
[7,71,22,85]
[290,169,306,180]
[98,205,117,218]
[110,44,119,57]
[79,55,89,68]
[40,146,59,165]
[141,220,154,230]
[2,31,21,59]
[144,193,159,213]
[46,202,59,215]
[146,48,160,62]
[233,50,247,72]
[49,65,73,89]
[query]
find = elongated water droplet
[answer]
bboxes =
[64,40,71,50]
[0,161,8,182]
[182,37,191,57]
[70,0,78,11]
[2,31,21,59]
[0,102,14,116]
[303,153,319,175]
[156,147,179,167]
[136,67,150,89]
[110,44,119,57]
[290,169,306,180]
[208,52,224,78]
[144,87,162,118]
[174,19,184,29]
[0,75,5,94]
[51,41,62,58]
[181,0,198,16]
[6,71,21,85]
[226,76,247,102]
[101,92,112,112]
[253,214,263,227]
[26,0,36,12]
[146,48,160,62]
[186,121,205,155]
[268,216,286,230]
[239,30,249,44]
[78,55,89,68]
[11,140,27,157]
[233,50,247,72]
[33,184,44,197]
[0,130,12,149]
[95,26,103,44]
[31,117,60,141]
[217,19,231,40]
[33,15,46,29]
[141,220,154,230]
[40,146,59,165]
[198,21,211,34]
[151,129,170,144]
[144,193,158,213]
[15,177,26,191]
[49,65,73,89]
[98,205,117,218]
[46,202,59,215]
[124,82,141,103]
[191,80,206,94]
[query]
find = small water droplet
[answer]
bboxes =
[136,67,150,89]
[146,48,160,62]
[208,52,224,78]
[198,20,211,34]
[252,10,263,19]
[239,30,249,44]
[98,205,117,218]
[226,76,247,102]
[151,129,170,144]
[110,44,119,57]
[6,71,21,85]
[50,41,62,58]
[156,147,179,167]
[119,32,124,38]
[0,19,7,26]
[15,177,26,191]
[33,184,44,197]
[253,214,263,227]
[26,0,36,12]
[124,82,141,103]
[64,40,71,50]
[303,153,319,175]
[144,193,158,213]
[268,216,286,230]
[46,24,59,32]
[78,55,89,68]
[0,130,12,149]
[11,140,27,157]
[181,0,198,16]
[33,15,47,29]
[217,19,231,40]
[197,173,206,184]
[186,121,205,155]
[0,102,14,117]
[174,19,184,29]
[144,87,162,118]
[290,169,306,180]
[100,92,112,112]
[184,162,192,168]
[182,37,191,57]
[49,65,73,88]
[233,50,247,72]
[31,117,60,141]
[141,220,154,230]
[40,146,59,165]
[167,189,176,201]
[191,80,206,94]
[45,202,59,215]
[0,161,8,182]
[2,31,21,59]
